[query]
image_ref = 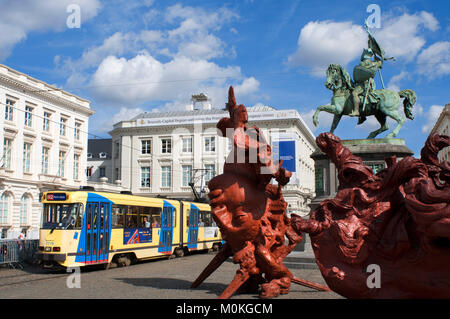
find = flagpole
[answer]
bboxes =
[378,70,385,89]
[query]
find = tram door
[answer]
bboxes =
[187,205,199,249]
[85,202,110,263]
[158,205,174,254]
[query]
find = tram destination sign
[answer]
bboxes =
[46,193,67,201]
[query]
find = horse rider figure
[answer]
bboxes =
[352,47,383,125]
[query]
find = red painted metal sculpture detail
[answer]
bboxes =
[191,87,330,298]
[291,132,450,298]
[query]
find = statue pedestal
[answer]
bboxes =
[310,138,414,211]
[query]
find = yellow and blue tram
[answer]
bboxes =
[37,190,222,269]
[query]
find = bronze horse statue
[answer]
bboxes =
[312,64,416,139]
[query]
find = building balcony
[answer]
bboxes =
[38,174,62,187]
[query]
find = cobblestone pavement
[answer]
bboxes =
[0,251,342,299]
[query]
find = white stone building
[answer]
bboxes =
[430,103,450,163]
[109,95,317,217]
[86,138,125,192]
[0,64,94,239]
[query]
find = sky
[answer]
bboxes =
[1,0,449,156]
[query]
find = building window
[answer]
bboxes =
[74,122,81,140]
[23,143,31,173]
[20,195,29,225]
[58,151,65,177]
[182,165,192,187]
[86,167,92,177]
[204,136,216,152]
[5,99,14,121]
[115,168,120,181]
[99,167,106,178]
[24,105,33,127]
[0,193,9,224]
[43,112,51,132]
[141,167,151,187]
[141,140,151,154]
[41,147,49,175]
[161,166,171,187]
[2,138,12,170]
[204,164,215,184]
[182,137,192,153]
[161,138,172,154]
[73,154,80,180]
[60,117,67,137]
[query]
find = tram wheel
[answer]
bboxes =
[117,255,131,267]
[174,247,185,257]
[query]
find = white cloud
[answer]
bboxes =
[99,106,145,133]
[234,77,260,96]
[58,3,252,114]
[418,11,440,32]
[287,11,441,78]
[371,11,439,62]
[66,32,135,71]
[416,41,450,79]
[163,4,238,60]
[387,71,409,92]
[175,34,225,60]
[88,53,253,108]
[287,20,366,77]
[422,105,443,133]
[0,0,101,61]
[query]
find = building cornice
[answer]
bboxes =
[0,65,94,117]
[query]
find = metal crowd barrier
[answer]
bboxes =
[0,239,39,269]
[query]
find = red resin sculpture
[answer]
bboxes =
[191,87,330,299]
[291,132,450,298]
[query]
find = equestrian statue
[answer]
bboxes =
[312,23,417,139]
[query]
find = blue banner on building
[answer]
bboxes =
[278,141,296,172]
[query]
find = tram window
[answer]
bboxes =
[87,205,92,229]
[103,204,108,228]
[186,209,193,227]
[42,203,83,230]
[111,205,127,228]
[126,206,138,228]
[199,211,213,227]
[150,207,161,228]
[93,204,98,229]
[75,204,83,228]
[140,207,151,228]
[100,205,105,228]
